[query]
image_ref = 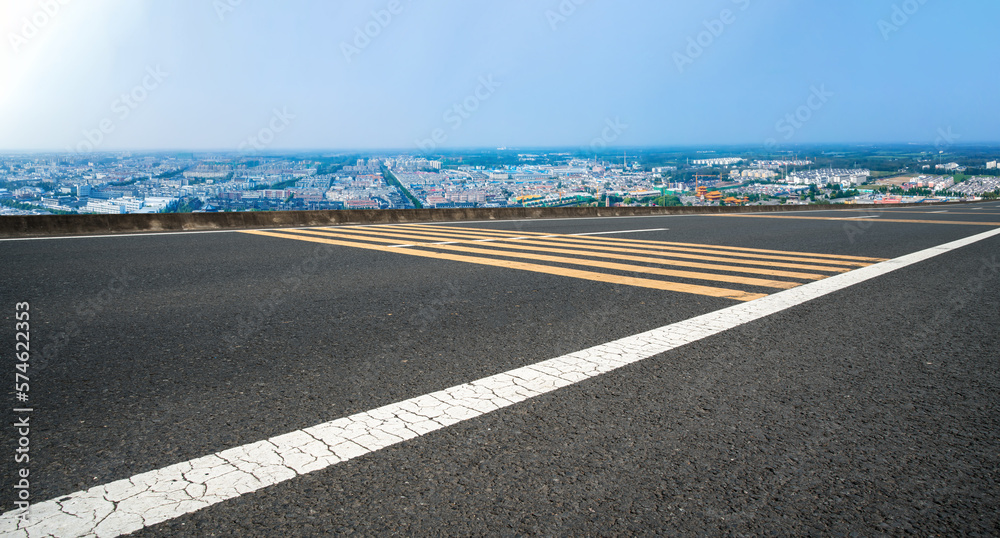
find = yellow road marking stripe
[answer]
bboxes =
[528,237,872,267]
[509,237,854,273]
[411,224,888,262]
[717,215,1000,226]
[451,241,828,281]
[844,209,1000,216]
[320,226,871,267]
[413,244,802,289]
[305,228,855,273]
[399,223,550,237]
[243,230,768,301]
[315,226,531,243]
[560,235,887,262]
[388,244,803,289]
[292,228,504,246]
[637,241,887,262]
[378,224,528,239]
[286,229,829,280]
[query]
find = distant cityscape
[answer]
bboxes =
[2,149,999,217]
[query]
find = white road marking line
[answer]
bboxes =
[568,228,668,236]
[844,215,881,219]
[928,210,948,213]
[387,236,540,248]
[5,227,1000,537]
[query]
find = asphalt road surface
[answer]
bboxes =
[3,203,1000,536]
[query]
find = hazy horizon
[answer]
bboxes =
[6,141,1000,156]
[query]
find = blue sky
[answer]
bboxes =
[1,0,997,152]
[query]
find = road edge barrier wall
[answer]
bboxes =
[0,202,967,238]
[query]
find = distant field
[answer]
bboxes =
[875,175,921,186]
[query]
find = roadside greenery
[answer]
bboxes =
[1,199,77,215]
[250,179,298,190]
[154,169,185,179]
[652,194,682,206]
[383,167,423,209]
[175,198,204,213]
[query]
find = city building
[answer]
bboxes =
[345,199,379,209]
[183,164,231,179]
[85,200,126,214]
[692,157,743,167]
[733,169,779,180]
[786,169,870,187]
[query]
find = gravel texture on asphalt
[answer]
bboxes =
[2,207,998,535]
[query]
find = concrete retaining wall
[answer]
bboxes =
[0,202,966,238]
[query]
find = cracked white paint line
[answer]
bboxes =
[3,227,1000,537]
